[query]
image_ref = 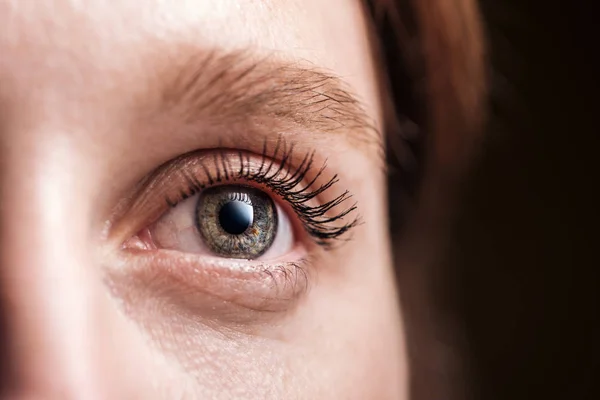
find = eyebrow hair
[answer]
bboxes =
[155,50,382,153]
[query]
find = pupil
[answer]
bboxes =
[219,200,254,235]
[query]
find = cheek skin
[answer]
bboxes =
[0,0,406,399]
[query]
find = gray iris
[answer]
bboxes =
[196,185,277,259]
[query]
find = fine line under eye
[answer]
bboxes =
[163,138,360,248]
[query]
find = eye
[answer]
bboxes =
[118,142,360,261]
[149,184,294,260]
[108,141,360,317]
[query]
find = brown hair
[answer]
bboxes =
[365,1,487,399]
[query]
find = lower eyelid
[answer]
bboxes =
[107,248,311,325]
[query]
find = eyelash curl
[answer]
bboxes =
[165,137,360,248]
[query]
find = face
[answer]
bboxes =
[0,0,406,398]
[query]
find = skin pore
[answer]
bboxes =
[0,0,406,399]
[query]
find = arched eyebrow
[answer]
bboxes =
[154,50,382,155]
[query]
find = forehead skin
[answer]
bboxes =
[0,1,405,399]
[0,0,381,134]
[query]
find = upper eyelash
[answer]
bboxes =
[166,137,360,248]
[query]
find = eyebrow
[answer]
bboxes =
[155,50,381,153]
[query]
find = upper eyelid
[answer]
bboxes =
[167,147,351,215]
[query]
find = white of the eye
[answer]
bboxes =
[152,193,295,260]
[152,194,209,253]
[257,203,294,261]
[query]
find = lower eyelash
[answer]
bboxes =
[166,137,360,248]
[258,260,310,301]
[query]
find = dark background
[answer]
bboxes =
[385,1,599,399]
[451,1,598,399]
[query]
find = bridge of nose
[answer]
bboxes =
[0,140,160,398]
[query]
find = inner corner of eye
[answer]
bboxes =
[122,227,157,251]
[134,184,297,261]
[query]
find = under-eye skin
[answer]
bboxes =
[196,185,277,259]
